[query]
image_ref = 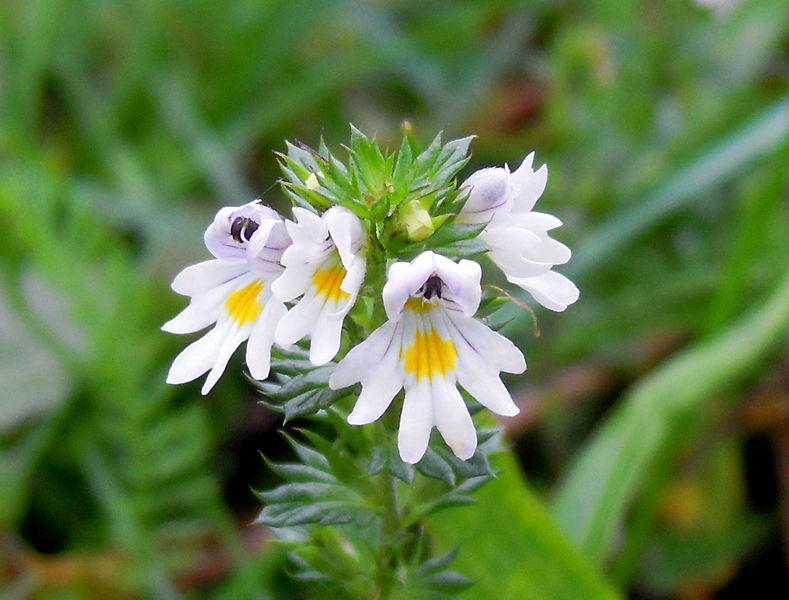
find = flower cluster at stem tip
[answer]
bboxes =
[163,133,578,464]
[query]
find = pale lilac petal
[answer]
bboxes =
[456,166,512,225]
[287,207,327,244]
[487,246,552,279]
[246,220,290,279]
[515,211,563,232]
[340,255,366,296]
[205,201,281,259]
[525,236,572,265]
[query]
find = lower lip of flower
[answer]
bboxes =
[225,280,264,325]
[312,264,349,303]
[402,327,457,381]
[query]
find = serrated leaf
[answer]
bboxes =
[417,548,459,574]
[392,135,414,190]
[428,222,487,247]
[265,461,335,484]
[431,236,489,259]
[424,570,474,593]
[434,447,494,481]
[263,363,343,420]
[260,481,348,504]
[258,500,370,527]
[282,432,330,470]
[416,448,456,486]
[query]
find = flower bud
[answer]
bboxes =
[304,171,321,190]
[456,167,511,225]
[397,199,434,241]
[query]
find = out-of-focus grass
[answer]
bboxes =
[1,0,788,598]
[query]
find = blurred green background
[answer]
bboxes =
[1,0,788,598]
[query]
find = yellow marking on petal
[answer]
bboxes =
[404,297,436,314]
[402,328,456,381]
[313,265,349,303]
[225,280,264,325]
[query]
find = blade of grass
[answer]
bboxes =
[430,446,622,600]
[569,98,789,279]
[552,268,789,566]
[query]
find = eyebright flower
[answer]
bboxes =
[163,200,290,394]
[329,251,526,464]
[272,206,366,366]
[457,153,579,312]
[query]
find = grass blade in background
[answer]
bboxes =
[552,269,789,566]
[431,448,622,600]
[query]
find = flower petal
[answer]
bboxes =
[246,219,290,279]
[508,270,580,312]
[346,326,404,424]
[201,324,249,394]
[161,298,220,334]
[510,154,547,214]
[456,166,512,225]
[166,323,228,385]
[432,379,477,460]
[525,236,572,265]
[308,312,344,366]
[330,321,400,389]
[325,206,365,271]
[514,211,563,232]
[245,297,287,380]
[170,259,248,296]
[274,293,323,346]
[433,256,481,317]
[398,379,434,464]
[383,253,434,319]
[205,201,281,260]
[444,310,526,374]
[270,257,316,302]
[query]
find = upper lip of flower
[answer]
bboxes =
[383,251,481,320]
[204,200,284,260]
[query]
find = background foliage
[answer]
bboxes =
[1,0,788,598]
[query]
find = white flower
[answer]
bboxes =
[272,206,366,366]
[163,200,290,394]
[457,153,579,312]
[329,251,526,464]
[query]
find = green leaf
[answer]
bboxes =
[416,448,456,486]
[429,448,621,600]
[257,362,343,421]
[553,269,789,566]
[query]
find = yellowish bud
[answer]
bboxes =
[304,171,321,190]
[398,200,434,241]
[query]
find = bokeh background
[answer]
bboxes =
[1,0,788,598]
